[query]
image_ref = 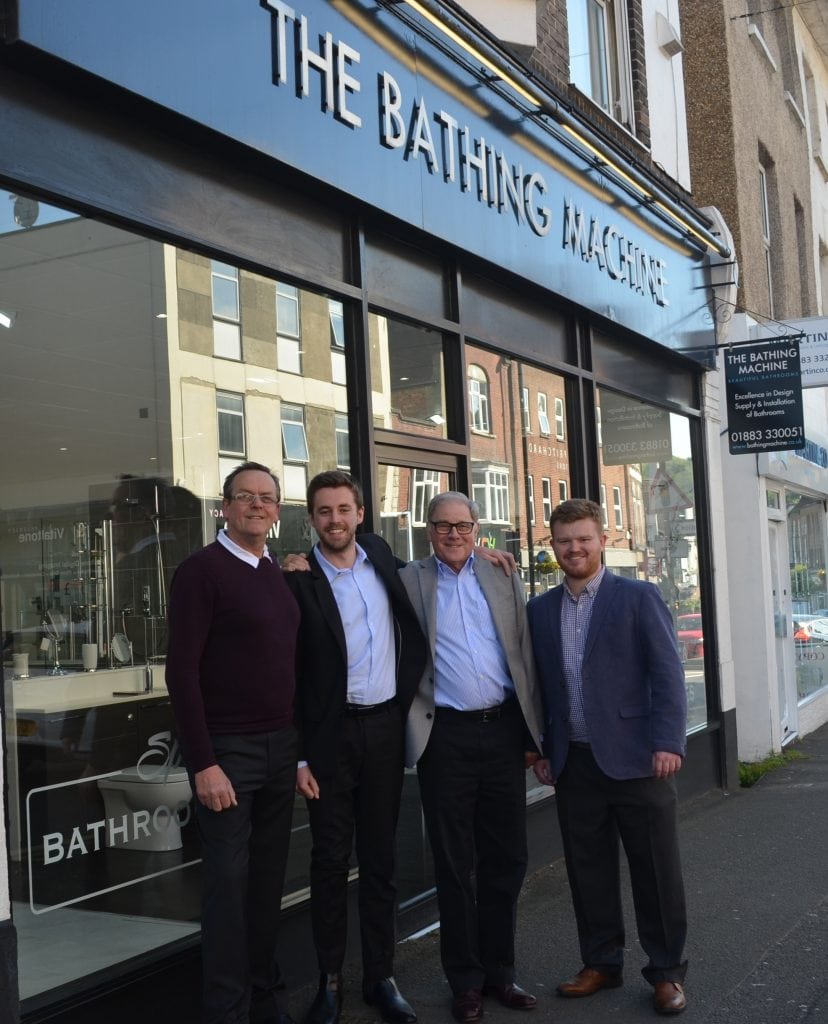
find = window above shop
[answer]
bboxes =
[566,0,634,130]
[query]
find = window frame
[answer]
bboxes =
[566,0,635,129]
[538,392,551,436]
[276,281,302,374]
[468,364,491,434]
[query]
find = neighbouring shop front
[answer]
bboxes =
[0,1,731,1019]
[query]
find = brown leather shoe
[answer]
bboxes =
[482,982,537,1010]
[451,990,483,1024]
[653,981,686,1014]
[556,967,623,998]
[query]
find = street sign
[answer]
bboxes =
[725,338,805,455]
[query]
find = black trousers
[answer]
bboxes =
[554,744,688,984]
[417,699,528,995]
[194,726,298,1024]
[307,703,404,987]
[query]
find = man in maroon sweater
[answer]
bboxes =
[166,461,300,1024]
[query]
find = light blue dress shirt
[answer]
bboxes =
[559,566,605,742]
[433,553,515,710]
[315,543,396,705]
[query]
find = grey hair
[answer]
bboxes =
[427,491,480,523]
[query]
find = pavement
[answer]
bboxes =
[309,720,828,1024]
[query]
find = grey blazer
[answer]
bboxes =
[399,555,543,768]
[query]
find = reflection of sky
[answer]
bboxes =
[0,193,76,237]
[670,413,691,459]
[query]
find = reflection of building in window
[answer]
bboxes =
[412,469,441,525]
[276,282,301,373]
[473,466,510,524]
[281,404,309,500]
[566,0,633,129]
[596,403,602,445]
[217,391,245,483]
[631,471,645,545]
[521,387,531,433]
[468,365,491,433]
[211,261,241,359]
[600,484,610,528]
[378,315,447,435]
[329,299,346,385]
[335,413,350,470]
[542,478,553,526]
[613,485,623,528]
[554,397,565,440]
[559,479,568,502]
[528,475,535,525]
[538,393,550,435]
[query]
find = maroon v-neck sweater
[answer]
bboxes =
[165,541,300,773]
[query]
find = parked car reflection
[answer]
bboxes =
[793,616,828,645]
[676,613,703,661]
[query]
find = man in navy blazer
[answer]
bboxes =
[527,499,689,1016]
[287,472,427,1024]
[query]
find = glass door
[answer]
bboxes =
[768,516,796,742]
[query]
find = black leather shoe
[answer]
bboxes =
[451,990,483,1024]
[364,977,417,1024]
[482,982,537,1010]
[303,973,343,1024]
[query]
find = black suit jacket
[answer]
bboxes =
[285,532,427,778]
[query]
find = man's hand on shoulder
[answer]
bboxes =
[652,751,682,779]
[475,545,517,576]
[282,553,310,572]
[194,764,237,812]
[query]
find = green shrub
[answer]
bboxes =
[738,748,806,787]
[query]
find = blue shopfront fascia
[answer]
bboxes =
[12,0,717,360]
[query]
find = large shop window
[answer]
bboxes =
[596,389,708,733]
[0,200,351,1001]
[787,491,828,702]
[463,346,570,590]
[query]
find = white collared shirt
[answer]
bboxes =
[217,528,272,568]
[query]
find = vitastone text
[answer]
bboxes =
[261,0,669,307]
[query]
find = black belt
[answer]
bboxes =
[570,740,592,750]
[436,697,515,722]
[344,696,398,717]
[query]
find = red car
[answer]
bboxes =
[676,613,703,660]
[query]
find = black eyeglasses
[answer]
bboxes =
[231,492,280,506]
[429,520,475,535]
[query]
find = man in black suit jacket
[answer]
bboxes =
[286,471,427,1024]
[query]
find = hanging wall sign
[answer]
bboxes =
[725,339,805,455]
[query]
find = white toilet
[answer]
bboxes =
[97,766,192,852]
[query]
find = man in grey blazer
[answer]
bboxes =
[400,492,543,1024]
[527,498,688,1016]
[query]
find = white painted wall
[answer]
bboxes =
[452,0,537,51]
[643,0,691,190]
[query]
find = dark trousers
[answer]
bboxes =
[307,704,404,987]
[417,699,528,994]
[194,726,298,1024]
[555,744,688,985]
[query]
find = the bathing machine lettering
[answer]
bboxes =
[260,0,670,306]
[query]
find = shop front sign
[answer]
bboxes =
[12,0,715,357]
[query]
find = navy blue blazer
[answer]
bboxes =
[526,572,687,781]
